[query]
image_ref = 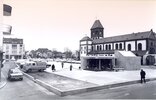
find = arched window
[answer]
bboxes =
[115,44,118,50]
[138,43,142,51]
[128,44,131,51]
[99,45,102,51]
[151,42,153,46]
[149,48,155,54]
[119,43,122,50]
[109,44,111,50]
[105,45,108,50]
[97,45,99,51]
[91,46,94,51]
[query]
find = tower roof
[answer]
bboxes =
[91,20,103,29]
[80,36,92,42]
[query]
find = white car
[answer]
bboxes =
[8,68,23,81]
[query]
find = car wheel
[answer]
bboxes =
[8,76,10,80]
[8,77,12,81]
[28,69,32,73]
[39,69,42,72]
[20,78,23,80]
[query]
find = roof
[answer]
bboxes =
[91,20,104,29]
[80,36,92,42]
[119,51,136,57]
[3,38,23,44]
[93,30,155,44]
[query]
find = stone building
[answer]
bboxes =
[80,20,156,71]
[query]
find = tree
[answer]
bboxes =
[64,48,72,59]
[51,49,58,59]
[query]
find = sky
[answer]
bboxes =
[2,0,156,52]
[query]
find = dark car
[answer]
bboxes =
[8,68,23,81]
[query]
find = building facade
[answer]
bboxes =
[3,38,25,60]
[80,20,156,71]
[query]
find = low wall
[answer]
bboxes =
[23,71,156,96]
[35,79,62,96]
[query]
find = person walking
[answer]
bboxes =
[52,64,55,72]
[70,64,72,71]
[61,62,64,68]
[140,69,146,83]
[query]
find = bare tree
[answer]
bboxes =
[64,48,72,60]
[51,48,58,59]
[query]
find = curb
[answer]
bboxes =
[23,72,62,96]
[0,73,7,89]
[23,71,156,96]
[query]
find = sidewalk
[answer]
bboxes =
[0,72,7,89]
[45,62,156,85]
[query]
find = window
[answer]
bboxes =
[12,45,17,49]
[115,44,118,50]
[80,47,83,51]
[128,44,131,51]
[12,50,17,54]
[109,44,111,50]
[92,46,94,51]
[119,43,122,50]
[151,42,153,46]
[99,45,102,51]
[138,43,142,51]
[97,45,99,51]
[105,45,108,50]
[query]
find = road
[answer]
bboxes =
[63,80,156,99]
[0,61,58,100]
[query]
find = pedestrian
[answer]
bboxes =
[52,64,55,72]
[140,69,146,83]
[70,64,72,71]
[61,62,64,68]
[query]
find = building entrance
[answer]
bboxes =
[87,59,113,71]
[146,55,155,65]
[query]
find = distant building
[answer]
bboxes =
[3,38,25,60]
[80,20,156,71]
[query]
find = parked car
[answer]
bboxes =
[22,61,47,73]
[16,59,27,68]
[8,68,23,81]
